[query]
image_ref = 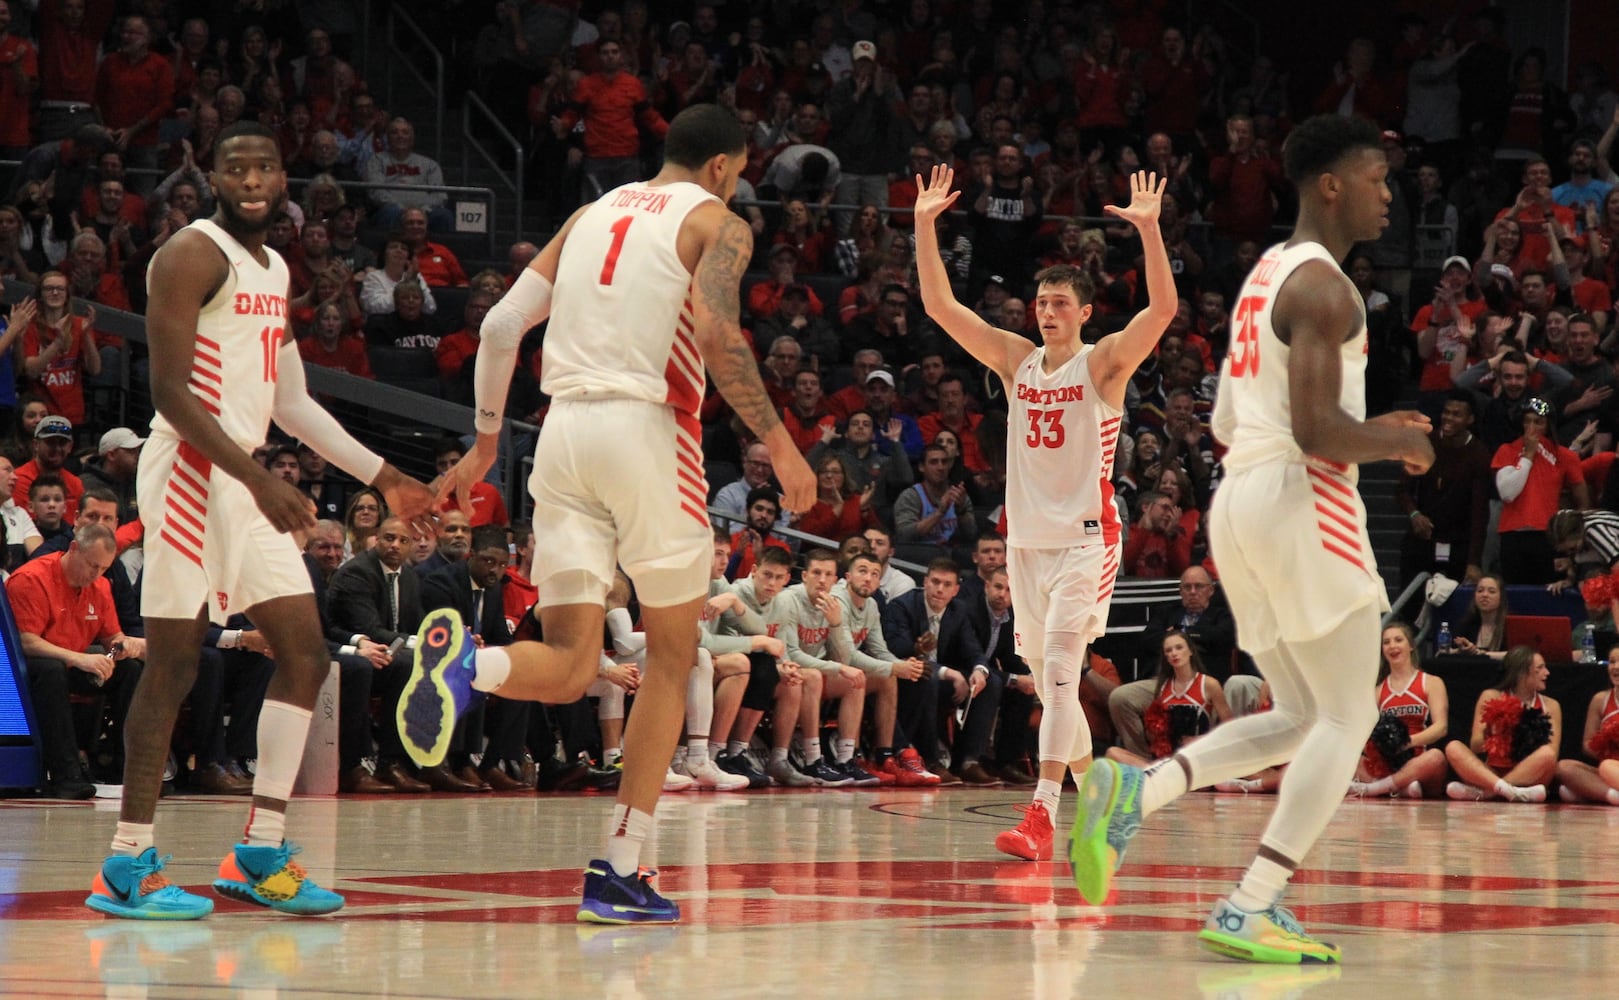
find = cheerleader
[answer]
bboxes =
[1348,622,1450,798]
[1553,645,1619,805]
[1444,646,1560,801]
[1106,630,1232,767]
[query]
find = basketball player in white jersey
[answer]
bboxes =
[1071,115,1435,963]
[85,122,437,920]
[912,166,1177,862]
[414,105,814,924]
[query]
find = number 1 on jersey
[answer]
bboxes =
[260,325,282,382]
[600,215,634,285]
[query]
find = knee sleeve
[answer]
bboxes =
[686,648,714,732]
[1036,634,1092,764]
[588,678,626,721]
[741,651,778,711]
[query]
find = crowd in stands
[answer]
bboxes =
[2,2,1619,802]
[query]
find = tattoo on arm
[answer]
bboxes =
[696,214,781,437]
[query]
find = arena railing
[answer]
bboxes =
[461,93,526,250]
[384,3,445,165]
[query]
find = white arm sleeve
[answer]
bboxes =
[605,607,647,656]
[272,344,386,484]
[1495,457,1531,502]
[473,268,553,433]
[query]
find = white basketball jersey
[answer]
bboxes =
[1005,344,1124,548]
[147,219,289,449]
[542,181,721,418]
[1212,241,1368,481]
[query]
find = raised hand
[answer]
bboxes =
[912,163,961,227]
[1103,170,1166,230]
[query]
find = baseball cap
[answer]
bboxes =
[35,415,73,440]
[1560,232,1588,250]
[985,274,1009,289]
[1441,255,1470,274]
[851,40,876,62]
[98,427,146,454]
[865,369,896,387]
[1380,129,1403,145]
[769,242,798,258]
[1488,263,1516,284]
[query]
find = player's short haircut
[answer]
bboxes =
[1568,312,1597,330]
[745,485,780,515]
[434,437,465,461]
[470,525,507,553]
[1444,388,1477,414]
[713,524,732,543]
[925,557,960,580]
[73,521,116,551]
[82,486,119,506]
[977,532,1005,549]
[663,104,746,168]
[266,444,299,466]
[1282,114,1382,186]
[214,121,282,167]
[756,546,794,569]
[1033,264,1096,306]
[803,547,839,569]
[1498,348,1530,370]
[848,551,883,573]
[28,474,66,500]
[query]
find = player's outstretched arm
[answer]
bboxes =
[912,164,1033,383]
[270,340,436,536]
[1283,261,1434,473]
[146,228,309,533]
[438,205,587,513]
[1089,171,1178,399]
[691,206,815,513]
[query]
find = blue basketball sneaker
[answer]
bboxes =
[398,608,481,768]
[1198,897,1342,964]
[213,842,344,916]
[86,848,214,920]
[1067,758,1144,904]
[577,860,680,924]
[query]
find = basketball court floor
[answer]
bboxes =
[1,788,1615,998]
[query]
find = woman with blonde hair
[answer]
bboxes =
[1444,645,1559,801]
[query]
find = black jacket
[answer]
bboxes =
[324,550,422,646]
[882,590,989,673]
[420,560,513,646]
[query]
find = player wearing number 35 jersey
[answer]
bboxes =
[418,105,814,925]
[1073,115,1435,965]
[913,165,1178,863]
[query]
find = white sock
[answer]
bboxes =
[244,805,287,848]
[1402,781,1423,799]
[1230,855,1291,913]
[834,738,856,764]
[727,740,748,758]
[251,701,311,805]
[1033,778,1061,818]
[1607,788,1619,806]
[1559,785,1580,803]
[798,736,822,764]
[111,821,153,856]
[1142,757,1189,817]
[671,745,688,768]
[770,746,789,764]
[708,742,723,763]
[471,648,511,692]
[687,738,708,760]
[604,747,623,765]
[1493,779,1516,799]
[604,804,653,877]
[1361,776,1395,797]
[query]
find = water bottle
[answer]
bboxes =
[1435,620,1451,654]
[1582,623,1597,664]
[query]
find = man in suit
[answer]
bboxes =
[421,525,532,791]
[1109,564,1264,757]
[956,532,1007,609]
[881,557,1000,785]
[325,515,481,792]
[964,566,1037,785]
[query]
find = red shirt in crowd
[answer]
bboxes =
[556,72,669,159]
[298,335,374,378]
[414,242,468,287]
[437,481,509,527]
[728,530,792,580]
[38,0,111,104]
[21,318,93,424]
[797,496,878,541]
[433,330,480,381]
[94,50,174,147]
[1209,153,1284,242]
[0,34,39,147]
[917,411,988,472]
[13,462,84,523]
[503,566,538,629]
[1492,438,1583,533]
[782,404,836,454]
[746,280,823,321]
[1139,55,1207,136]
[6,550,120,652]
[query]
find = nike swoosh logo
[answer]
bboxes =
[1054,680,1071,687]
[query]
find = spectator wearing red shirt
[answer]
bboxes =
[93,17,174,181]
[75,151,147,229]
[37,0,113,141]
[553,39,668,195]
[400,207,467,288]
[1072,27,1129,138]
[1494,161,1578,275]
[826,348,884,422]
[298,302,374,378]
[6,522,143,797]
[727,488,793,581]
[0,1,39,161]
[503,526,538,629]
[19,271,100,425]
[748,244,825,320]
[1138,27,1207,140]
[1311,38,1400,127]
[433,439,509,528]
[433,290,494,401]
[14,416,85,522]
[1208,114,1285,244]
[1122,491,1194,580]
[1558,233,1612,333]
[917,374,987,474]
[798,453,879,541]
[1492,398,1588,585]
[781,368,837,454]
[1412,256,1489,394]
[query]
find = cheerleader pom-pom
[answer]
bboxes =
[1370,711,1415,772]
[1590,715,1619,762]
[1482,694,1523,768]
[1581,574,1618,611]
[1512,706,1554,762]
[1144,702,1172,760]
[1167,703,1210,750]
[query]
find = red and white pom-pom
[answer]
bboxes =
[1590,715,1619,762]
[1481,694,1524,769]
[1581,574,1618,611]
[1144,701,1171,760]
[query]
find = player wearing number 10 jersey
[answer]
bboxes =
[1073,115,1435,964]
[423,105,814,924]
[913,165,1177,862]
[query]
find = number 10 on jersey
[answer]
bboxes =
[260,326,283,382]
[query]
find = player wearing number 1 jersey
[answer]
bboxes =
[422,105,814,924]
[87,122,437,921]
[1073,115,1435,964]
[914,166,1176,862]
